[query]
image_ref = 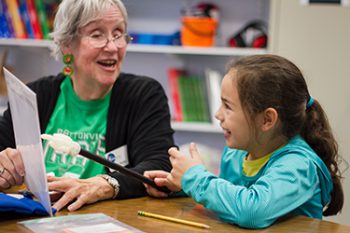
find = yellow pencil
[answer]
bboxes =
[137,210,210,229]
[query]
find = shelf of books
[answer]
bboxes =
[167,67,223,133]
[0,0,58,40]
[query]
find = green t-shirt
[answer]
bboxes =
[44,77,111,179]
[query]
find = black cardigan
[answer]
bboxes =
[0,73,175,199]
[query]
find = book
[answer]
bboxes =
[168,68,187,122]
[199,78,210,122]
[192,77,210,122]
[0,0,10,38]
[178,76,209,122]
[43,0,59,32]
[177,76,191,121]
[18,0,35,39]
[1,0,15,38]
[34,0,50,39]
[26,0,43,39]
[18,213,144,233]
[4,68,53,216]
[5,0,27,38]
[205,68,222,125]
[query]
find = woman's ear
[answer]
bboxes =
[61,46,70,55]
[61,41,76,55]
[260,107,279,132]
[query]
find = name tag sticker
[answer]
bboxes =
[105,145,129,172]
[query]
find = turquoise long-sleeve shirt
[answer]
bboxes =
[181,136,332,229]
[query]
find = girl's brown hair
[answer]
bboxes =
[229,54,343,216]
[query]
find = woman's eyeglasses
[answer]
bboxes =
[85,33,133,48]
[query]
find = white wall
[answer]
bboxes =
[269,0,350,225]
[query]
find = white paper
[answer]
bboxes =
[3,68,52,216]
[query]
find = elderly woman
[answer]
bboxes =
[0,0,174,211]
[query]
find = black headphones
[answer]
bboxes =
[228,20,267,48]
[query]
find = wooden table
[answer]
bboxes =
[1,196,350,233]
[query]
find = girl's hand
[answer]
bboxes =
[167,143,203,190]
[48,176,114,211]
[144,170,180,198]
[0,148,25,190]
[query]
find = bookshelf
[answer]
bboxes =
[0,39,265,134]
[0,0,270,151]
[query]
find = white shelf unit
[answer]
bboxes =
[0,38,54,48]
[0,39,267,56]
[128,45,268,56]
[171,122,222,133]
[0,39,265,134]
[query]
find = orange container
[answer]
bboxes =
[181,17,218,47]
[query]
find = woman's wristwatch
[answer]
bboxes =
[98,174,120,199]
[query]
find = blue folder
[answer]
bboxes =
[0,193,56,219]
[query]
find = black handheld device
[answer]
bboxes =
[79,149,171,194]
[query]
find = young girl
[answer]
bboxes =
[144,54,344,229]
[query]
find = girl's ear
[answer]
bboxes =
[260,107,279,132]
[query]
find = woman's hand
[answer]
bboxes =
[167,143,203,190]
[144,170,181,197]
[48,176,114,211]
[0,148,25,190]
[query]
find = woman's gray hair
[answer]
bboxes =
[50,0,128,60]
